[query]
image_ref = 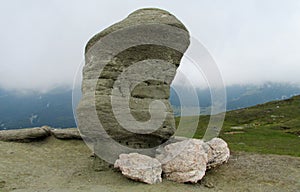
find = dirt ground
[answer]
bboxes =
[0,136,299,192]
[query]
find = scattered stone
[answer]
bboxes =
[156,139,208,183]
[7,149,14,155]
[50,128,82,140]
[203,181,215,188]
[204,138,230,169]
[230,126,244,130]
[0,127,50,142]
[114,153,162,184]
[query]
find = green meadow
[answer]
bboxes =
[176,95,300,157]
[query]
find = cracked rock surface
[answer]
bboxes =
[114,153,162,184]
[76,8,190,161]
[156,139,208,183]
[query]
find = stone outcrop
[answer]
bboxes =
[156,139,208,183]
[76,8,190,163]
[0,127,83,142]
[114,153,162,184]
[204,138,230,169]
[0,127,50,142]
[51,128,82,140]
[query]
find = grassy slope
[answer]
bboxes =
[176,95,300,157]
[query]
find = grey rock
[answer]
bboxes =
[50,128,82,140]
[156,139,208,183]
[114,153,162,184]
[85,8,189,52]
[76,8,190,163]
[0,126,50,142]
[203,180,215,188]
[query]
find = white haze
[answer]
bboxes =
[0,0,300,92]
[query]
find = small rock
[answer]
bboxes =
[50,128,82,140]
[203,180,215,188]
[90,153,96,158]
[7,149,14,155]
[204,138,230,169]
[230,126,244,130]
[114,153,162,184]
[156,139,208,183]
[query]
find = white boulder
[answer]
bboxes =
[156,139,208,183]
[204,138,230,169]
[114,153,162,184]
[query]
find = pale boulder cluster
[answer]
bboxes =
[114,138,230,184]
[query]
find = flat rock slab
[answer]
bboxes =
[51,128,82,140]
[0,127,50,142]
[0,127,83,142]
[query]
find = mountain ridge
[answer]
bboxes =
[0,82,299,130]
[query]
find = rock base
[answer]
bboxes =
[114,137,230,184]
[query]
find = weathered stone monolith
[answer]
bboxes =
[76,8,190,164]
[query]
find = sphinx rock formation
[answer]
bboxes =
[76,8,190,163]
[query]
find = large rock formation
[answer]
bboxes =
[76,8,190,163]
[114,153,162,184]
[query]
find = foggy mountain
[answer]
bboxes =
[0,82,299,130]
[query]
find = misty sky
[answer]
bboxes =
[0,0,300,92]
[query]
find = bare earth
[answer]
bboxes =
[0,137,299,192]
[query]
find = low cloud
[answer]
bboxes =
[0,0,299,92]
